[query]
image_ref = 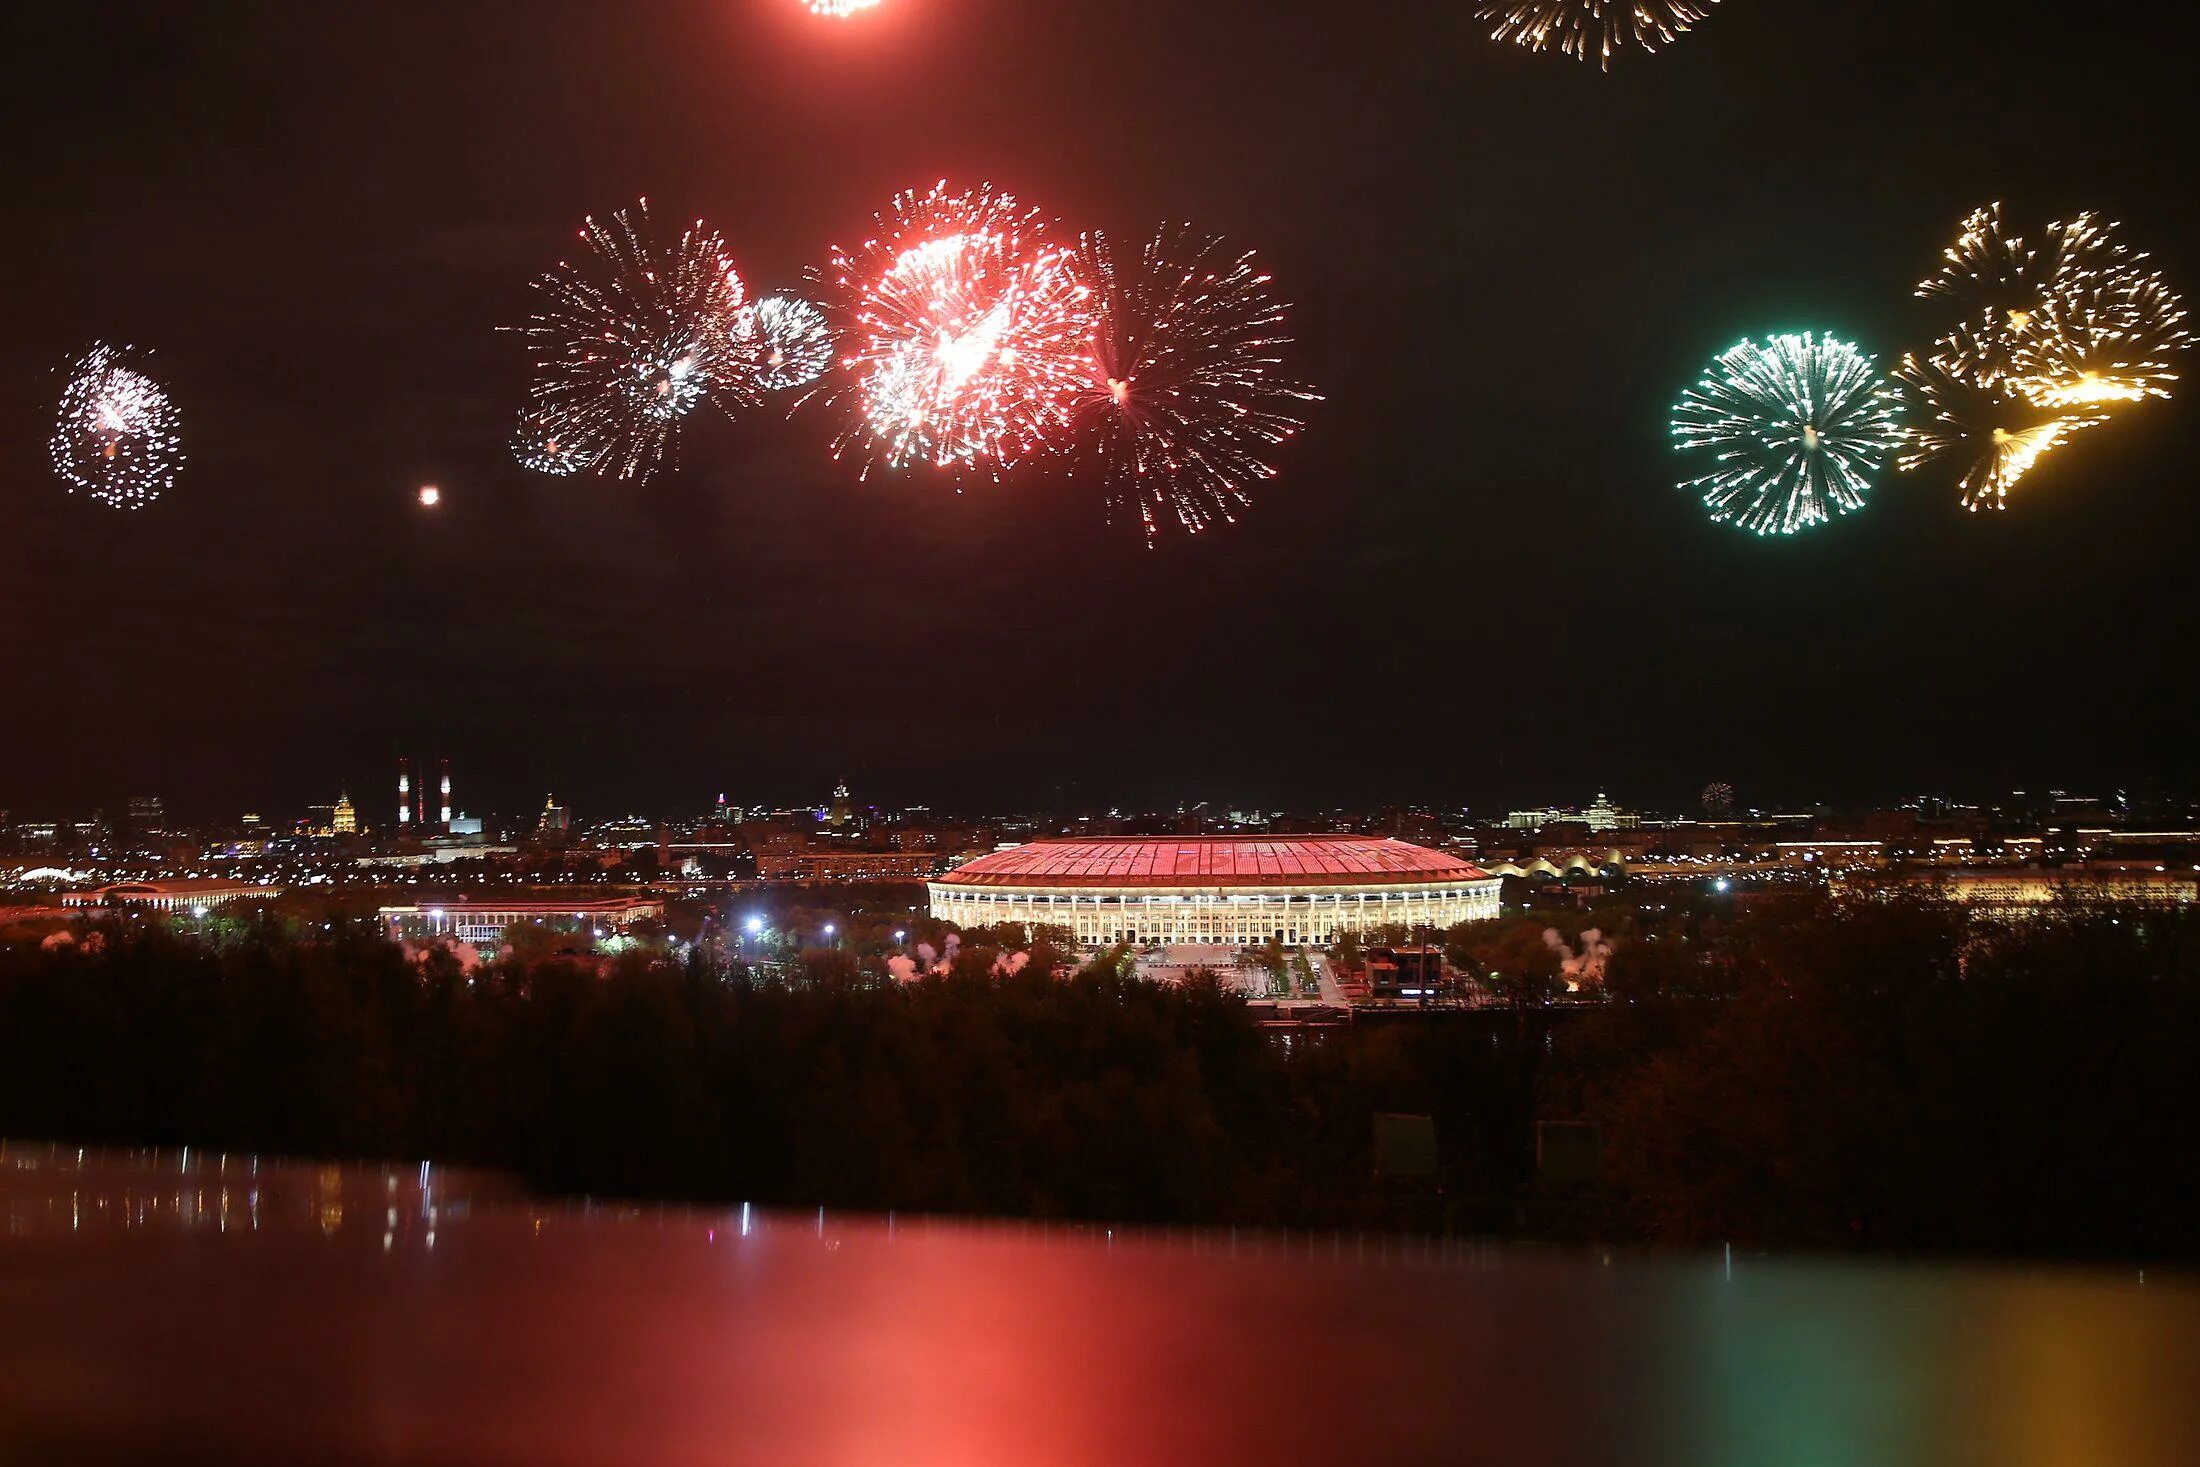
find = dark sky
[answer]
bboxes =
[4,0,2194,823]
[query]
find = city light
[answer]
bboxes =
[416,484,440,507]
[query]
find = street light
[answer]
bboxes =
[824,923,838,949]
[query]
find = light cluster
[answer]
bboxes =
[804,0,881,14]
[1671,333,1901,536]
[1900,204,2188,510]
[49,343,184,511]
[1475,0,1722,69]
[1069,225,1320,541]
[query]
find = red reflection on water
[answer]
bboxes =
[2,1149,2199,1466]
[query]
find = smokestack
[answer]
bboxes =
[398,759,412,828]
[439,758,452,828]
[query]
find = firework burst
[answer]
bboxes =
[510,407,592,477]
[1671,333,1901,535]
[747,294,834,392]
[1067,225,1319,542]
[518,201,760,484]
[1907,205,2188,508]
[2005,269,2189,409]
[1894,350,2104,512]
[1918,204,2189,397]
[1475,0,1721,68]
[49,343,183,510]
[821,182,1095,479]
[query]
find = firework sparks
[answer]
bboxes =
[518,200,760,484]
[49,343,183,510]
[1894,350,2104,512]
[1918,204,2189,398]
[1671,332,1901,535]
[510,407,592,477]
[1475,0,1721,68]
[1908,205,2188,507]
[1067,225,1319,542]
[2006,270,2189,409]
[822,182,1095,478]
[747,294,835,392]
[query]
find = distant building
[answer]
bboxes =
[929,835,1500,949]
[540,794,570,833]
[828,781,853,831]
[379,894,663,946]
[332,793,357,835]
[126,796,165,832]
[1902,868,2200,909]
[757,849,945,882]
[62,879,282,913]
[1365,945,1449,1003]
[1584,792,1640,833]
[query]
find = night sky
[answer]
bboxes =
[5,0,2195,823]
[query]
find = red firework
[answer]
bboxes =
[820,182,1095,480]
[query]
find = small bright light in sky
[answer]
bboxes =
[417,484,441,507]
[804,0,881,16]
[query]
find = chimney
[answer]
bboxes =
[439,758,452,828]
[398,759,412,828]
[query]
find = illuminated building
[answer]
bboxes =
[378,895,663,946]
[1585,791,1640,832]
[1860,868,2200,910]
[929,836,1499,949]
[758,849,945,882]
[62,879,282,913]
[332,793,357,835]
[539,794,570,833]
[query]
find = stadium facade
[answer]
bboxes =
[928,836,1500,948]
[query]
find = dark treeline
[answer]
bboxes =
[2,890,2196,1258]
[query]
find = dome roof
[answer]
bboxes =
[935,836,1489,890]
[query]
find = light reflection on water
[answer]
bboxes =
[2,1142,2197,1466]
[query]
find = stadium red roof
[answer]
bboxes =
[935,836,1490,890]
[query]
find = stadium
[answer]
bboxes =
[928,836,1500,948]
